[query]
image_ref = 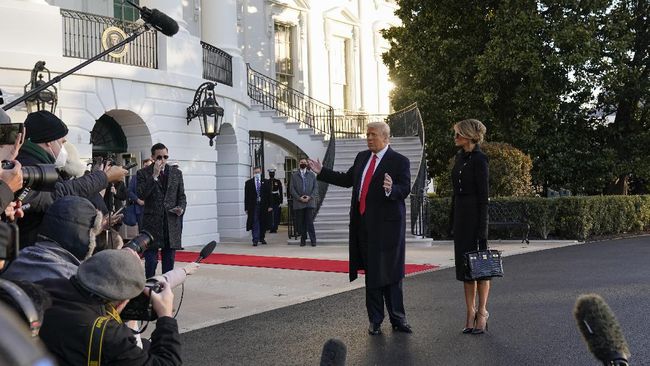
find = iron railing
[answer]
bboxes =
[334,112,388,139]
[247,64,334,136]
[387,103,430,237]
[61,9,157,69]
[201,41,233,86]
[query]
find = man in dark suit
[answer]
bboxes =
[137,143,187,278]
[244,166,271,246]
[309,122,412,335]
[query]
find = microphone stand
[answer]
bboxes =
[3,25,150,111]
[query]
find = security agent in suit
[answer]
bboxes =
[244,167,272,246]
[267,169,283,233]
[137,143,187,279]
[290,159,318,246]
[309,122,412,335]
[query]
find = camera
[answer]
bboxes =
[123,230,153,254]
[1,161,58,191]
[120,279,162,321]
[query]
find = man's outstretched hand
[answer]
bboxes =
[307,158,322,174]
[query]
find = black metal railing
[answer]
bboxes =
[387,103,430,236]
[247,64,334,136]
[61,9,157,69]
[201,41,233,86]
[334,112,388,139]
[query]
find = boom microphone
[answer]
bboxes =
[125,0,178,37]
[196,240,217,263]
[574,294,630,366]
[319,338,346,366]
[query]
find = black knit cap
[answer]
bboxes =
[24,111,68,143]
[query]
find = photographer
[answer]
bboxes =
[16,111,128,248]
[2,196,103,283]
[38,250,182,365]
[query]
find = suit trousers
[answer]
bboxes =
[358,214,407,325]
[252,204,265,242]
[144,247,176,279]
[294,207,316,244]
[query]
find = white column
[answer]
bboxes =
[201,0,240,57]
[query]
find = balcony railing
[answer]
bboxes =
[201,41,233,86]
[61,9,157,69]
[334,112,388,139]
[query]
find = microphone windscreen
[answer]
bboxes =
[320,338,346,366]
[198,240,217,261]
[574,294,630,363]
[142,8,179,37]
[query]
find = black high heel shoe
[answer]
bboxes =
[462,309,477,334]
[472,311,489,335]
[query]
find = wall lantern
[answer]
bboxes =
[23,61,58,113]
[186,82,224,146]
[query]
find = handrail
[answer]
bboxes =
[247,64,334,136]
[387,103,430,236]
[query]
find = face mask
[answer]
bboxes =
[53,141,68,168]
[269,172,275,178]
[254,173,261,179]
[299,164,307,169]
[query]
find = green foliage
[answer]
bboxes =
[429,195,650,240]
[384,0,650,194]
[435,142,532,197]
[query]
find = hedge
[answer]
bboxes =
[429,195,650,240]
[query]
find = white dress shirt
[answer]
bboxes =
[359,144,390,199]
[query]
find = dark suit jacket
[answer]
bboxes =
[244,177,271,231]
[136,164,187,249]
[318,146,411,288]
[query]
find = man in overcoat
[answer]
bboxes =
[244,167,271,246]
[290,159,318,246]
[137,143,186,278]
[309,121,412,335]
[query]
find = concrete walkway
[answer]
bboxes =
[165,227,578,334]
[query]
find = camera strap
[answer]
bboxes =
[87,304,122,366]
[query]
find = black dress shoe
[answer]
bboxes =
[299,242,306,247]
[392,323,413,333]
[368,323,382,335]
[261,239,267,244]
[311,242,316,247]
[253,242,258,247]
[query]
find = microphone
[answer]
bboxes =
[195,240,217,263]
[125,0,178,37]
[319,338,346,366]
[574,294,630,366]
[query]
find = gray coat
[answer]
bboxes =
[290,170,317,210]
[137,164,187,249]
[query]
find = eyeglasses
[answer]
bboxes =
[156,155,169,160]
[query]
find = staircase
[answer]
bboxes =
[293,136,432,246]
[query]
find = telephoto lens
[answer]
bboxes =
[1,161,59,191]
[124,230,154,254]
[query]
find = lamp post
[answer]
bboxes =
[186,82,224,146]
[23,61,58,113]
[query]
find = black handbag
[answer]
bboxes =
[464,248,504,280]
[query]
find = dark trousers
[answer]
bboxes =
[358,214,406,325]
[252,204,265,242]
[270,204,281,232]
[294,207,316,244]
[144,247,176,279]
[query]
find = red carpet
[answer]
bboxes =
[175,252,437,275]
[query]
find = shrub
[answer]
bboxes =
[434,142,533,197]
[429,195,650,240]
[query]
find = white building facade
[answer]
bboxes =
[0,0,399,244]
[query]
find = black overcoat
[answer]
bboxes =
[136,164,187,249]
[244,178,271,231]
[318,146,411,288]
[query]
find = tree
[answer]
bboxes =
[383,0,649,195]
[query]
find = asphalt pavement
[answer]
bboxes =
[180,236,650,365]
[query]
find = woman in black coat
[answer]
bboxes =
[449,119,490,335]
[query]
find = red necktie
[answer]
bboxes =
[359,155,377,215]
